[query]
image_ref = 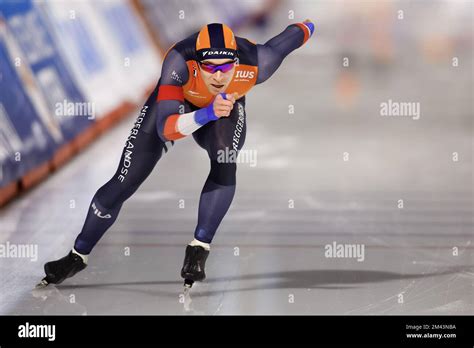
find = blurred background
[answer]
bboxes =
[0,0,472,315]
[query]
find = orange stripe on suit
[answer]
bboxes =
[163,114,185,140]
[295,23,310,44]
[157,85,184,102]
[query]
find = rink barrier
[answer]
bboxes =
[0,86,153,208]
[20,162,51,191]
[130,0,168,56]
[95,101,137,135]
[0,0,161,208]
[50,142,76,172]
[0,181,19,207]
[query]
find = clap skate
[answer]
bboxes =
[180,245,209,289]
[36,250,87,288]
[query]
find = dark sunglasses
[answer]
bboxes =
[199,60,236,74]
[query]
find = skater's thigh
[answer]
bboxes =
[98,99,173,206]
[192,97,247,160]
[114,128,166,186]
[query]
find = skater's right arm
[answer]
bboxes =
[156,49,235,142]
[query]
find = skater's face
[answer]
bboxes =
[199,58,236,95]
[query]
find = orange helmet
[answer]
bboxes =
[196,23,238,61]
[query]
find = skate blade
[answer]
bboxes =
[34,278,49,289]
[184,279,194,288]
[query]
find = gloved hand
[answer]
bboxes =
[211,92,239,118]
[197,92,239,124]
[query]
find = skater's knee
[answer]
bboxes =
[209,160,236,186]
[95,180,128,209]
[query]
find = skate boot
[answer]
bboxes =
[36,250,87,288]
[181,245,209,288]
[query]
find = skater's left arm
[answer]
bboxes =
[256,19,315,85]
